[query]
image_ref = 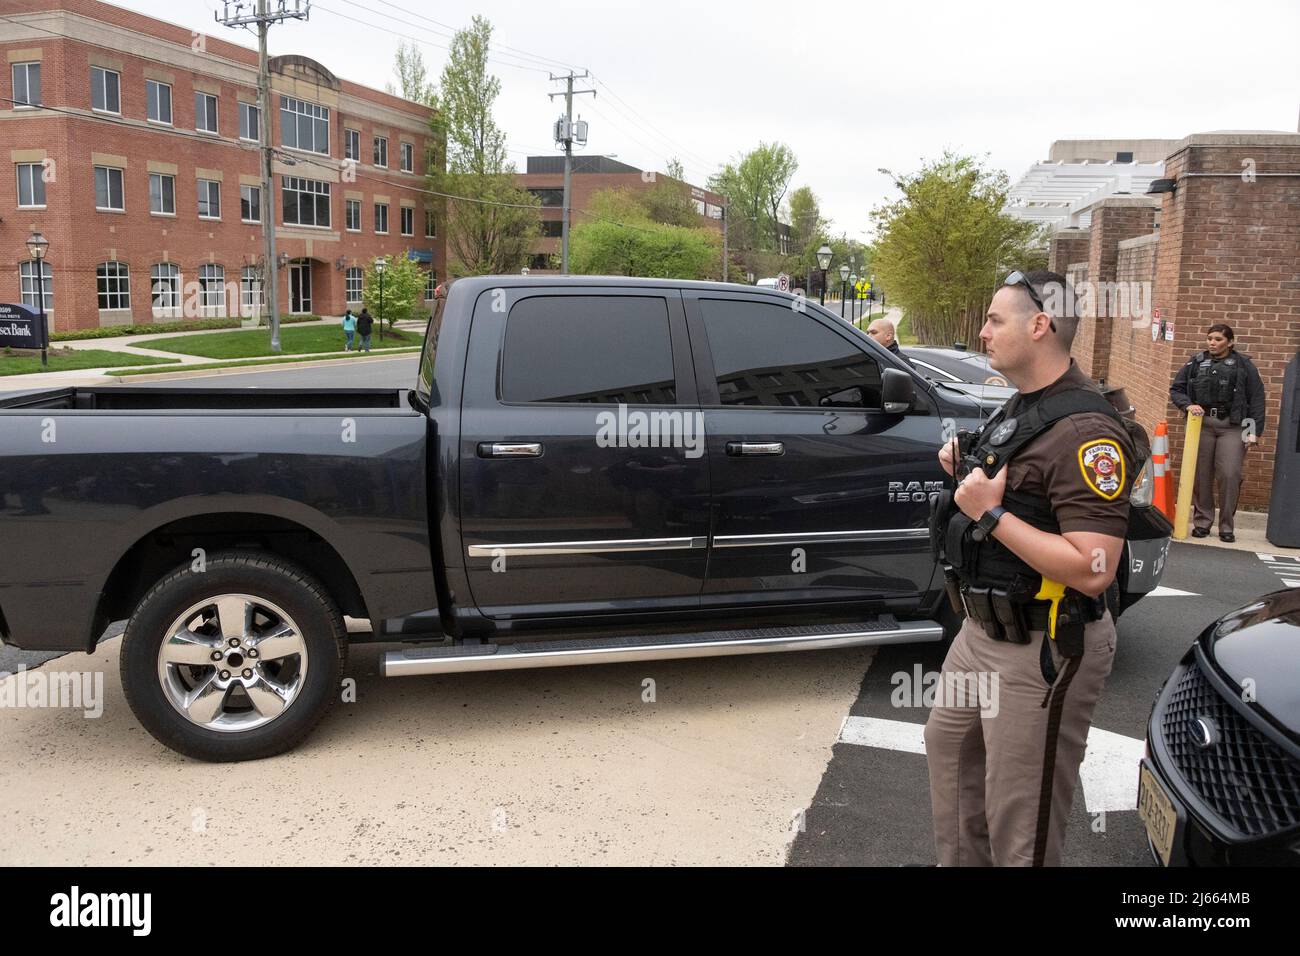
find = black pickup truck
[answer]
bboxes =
[0,276,1165,761]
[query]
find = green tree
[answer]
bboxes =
[429,16,540,276]
[386,42,437,107]
[570,189,721,280]
[709,142,800,282]
[870,152,1043,346]
[362,253,425,330]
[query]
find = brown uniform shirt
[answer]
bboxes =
[1003,361,1135,538]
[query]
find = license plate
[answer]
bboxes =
[1137,764,1177,866]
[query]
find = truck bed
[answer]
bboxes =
[0,386,408,411]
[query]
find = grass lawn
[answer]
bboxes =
[1,348,178,376]
[134,324,420,359]
[106,347,422,377]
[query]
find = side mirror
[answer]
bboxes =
[819,386,865,408]
[881,368,914,414]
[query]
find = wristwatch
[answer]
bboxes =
[972,506,1007,541]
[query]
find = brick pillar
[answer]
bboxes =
[1048,227,1090,274]
[1154,131,1300,511]
[1082,197,1159,382]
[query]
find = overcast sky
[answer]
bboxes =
[118,0,1299,239]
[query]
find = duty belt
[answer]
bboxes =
[958,584,1053,643]
[1207,406,1230,418]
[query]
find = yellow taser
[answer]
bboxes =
[1035,577,1067,640]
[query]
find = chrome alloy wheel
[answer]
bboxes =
[156,594,309,733]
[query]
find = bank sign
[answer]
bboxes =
[0,303,45,349]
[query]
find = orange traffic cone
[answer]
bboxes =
[1151,420,1173,519]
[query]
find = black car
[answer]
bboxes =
[901,346,1016,404]
[1140,589,1300,865]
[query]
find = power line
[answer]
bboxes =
[589,74,720,174]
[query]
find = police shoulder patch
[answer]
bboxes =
[1077,439,1125,500]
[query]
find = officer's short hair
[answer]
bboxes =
[1016,269,1079,351]
[1207,322,1235,341]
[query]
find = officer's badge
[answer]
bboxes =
[1078,440,1125,500]
[988,417,1017,446]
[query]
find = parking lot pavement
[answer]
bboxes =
[2,540,1288,866]
[789,541,1287,866]
[0,637,872,866]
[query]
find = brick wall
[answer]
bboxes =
[1153,133,1300,510]
[1048,228,1090,274]
[1066,261,1092,372]
[1081,198,1159,379]
[1106,233,1167,437]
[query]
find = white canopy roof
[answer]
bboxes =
[1007,160,1164,228]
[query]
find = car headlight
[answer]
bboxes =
[1130,460,1153,507]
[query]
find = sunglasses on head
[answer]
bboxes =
[1004,271,1056,333]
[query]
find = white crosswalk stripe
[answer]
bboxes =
[1256,553,1300,588]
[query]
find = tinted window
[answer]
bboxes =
[700,298,881,408]
[502,295,676,404]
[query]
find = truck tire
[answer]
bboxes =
[120,551,347,762]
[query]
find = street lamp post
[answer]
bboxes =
[374,256,386,342]
[849,273,859,326]
[867,273,875,321]
[25,230,49,367]
[839,263,850,319]
[816,244,833,306]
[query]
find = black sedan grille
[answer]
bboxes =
[1158,659,1300,838]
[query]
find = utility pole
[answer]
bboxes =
[217,1,309,352]
[721,202,728,282]
[548,72,594,274]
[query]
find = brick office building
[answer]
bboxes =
[515,155,726,272]
[0,0,444,333]
[1040,131,1300,511]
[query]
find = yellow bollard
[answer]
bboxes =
[1172,412,1203,540]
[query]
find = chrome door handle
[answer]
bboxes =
[478,442,543,458]
[726,441,784,456]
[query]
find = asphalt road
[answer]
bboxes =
[788,540,1283,866]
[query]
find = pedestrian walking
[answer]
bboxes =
[1168,323,1266,542]
[342,309,357,351]
[356,308,374,353]
[925,269,1143,866]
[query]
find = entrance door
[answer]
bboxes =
[289,261,312,313]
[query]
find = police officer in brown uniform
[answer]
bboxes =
[924,270,1139,866]
[1168,323,1266,542]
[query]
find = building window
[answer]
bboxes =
[146,79,172,124]
[16,163,46,207]
[94,166,124,211]
[424,208,436,238]
[240,266,263,315]
[151,262,181,315]
[239,102,261,142]
[1116,151,1134,163]
[280,95,329,154]
[424,270,436,300]
[692,198,706,216]
[373,136,388,168]
[540,219,563,238]
[195,91,219,133]
[345,267,363,302]
[96,261,131,311]
[400,206,414,236]
[400,142,414,172]
[197,179,221,219]
[344,128,360,162]
[11,62,40,108]
[706,202,722,219]
[345,198,361,232]
[19,260,52,312]
[91,66,120,114]
[374,202,389,234]
[528,187,563,207]
[240,184,261,222]
[149,172,175,215]
[281,175,330,227]
[198,264,226,314]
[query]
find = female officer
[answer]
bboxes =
[1169,323,1266,542]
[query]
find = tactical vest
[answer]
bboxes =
[1189,351,1241,409]
[929,384,1144,601]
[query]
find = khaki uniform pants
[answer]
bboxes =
[923,612,1117,866]
[1192,413,1247,535]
